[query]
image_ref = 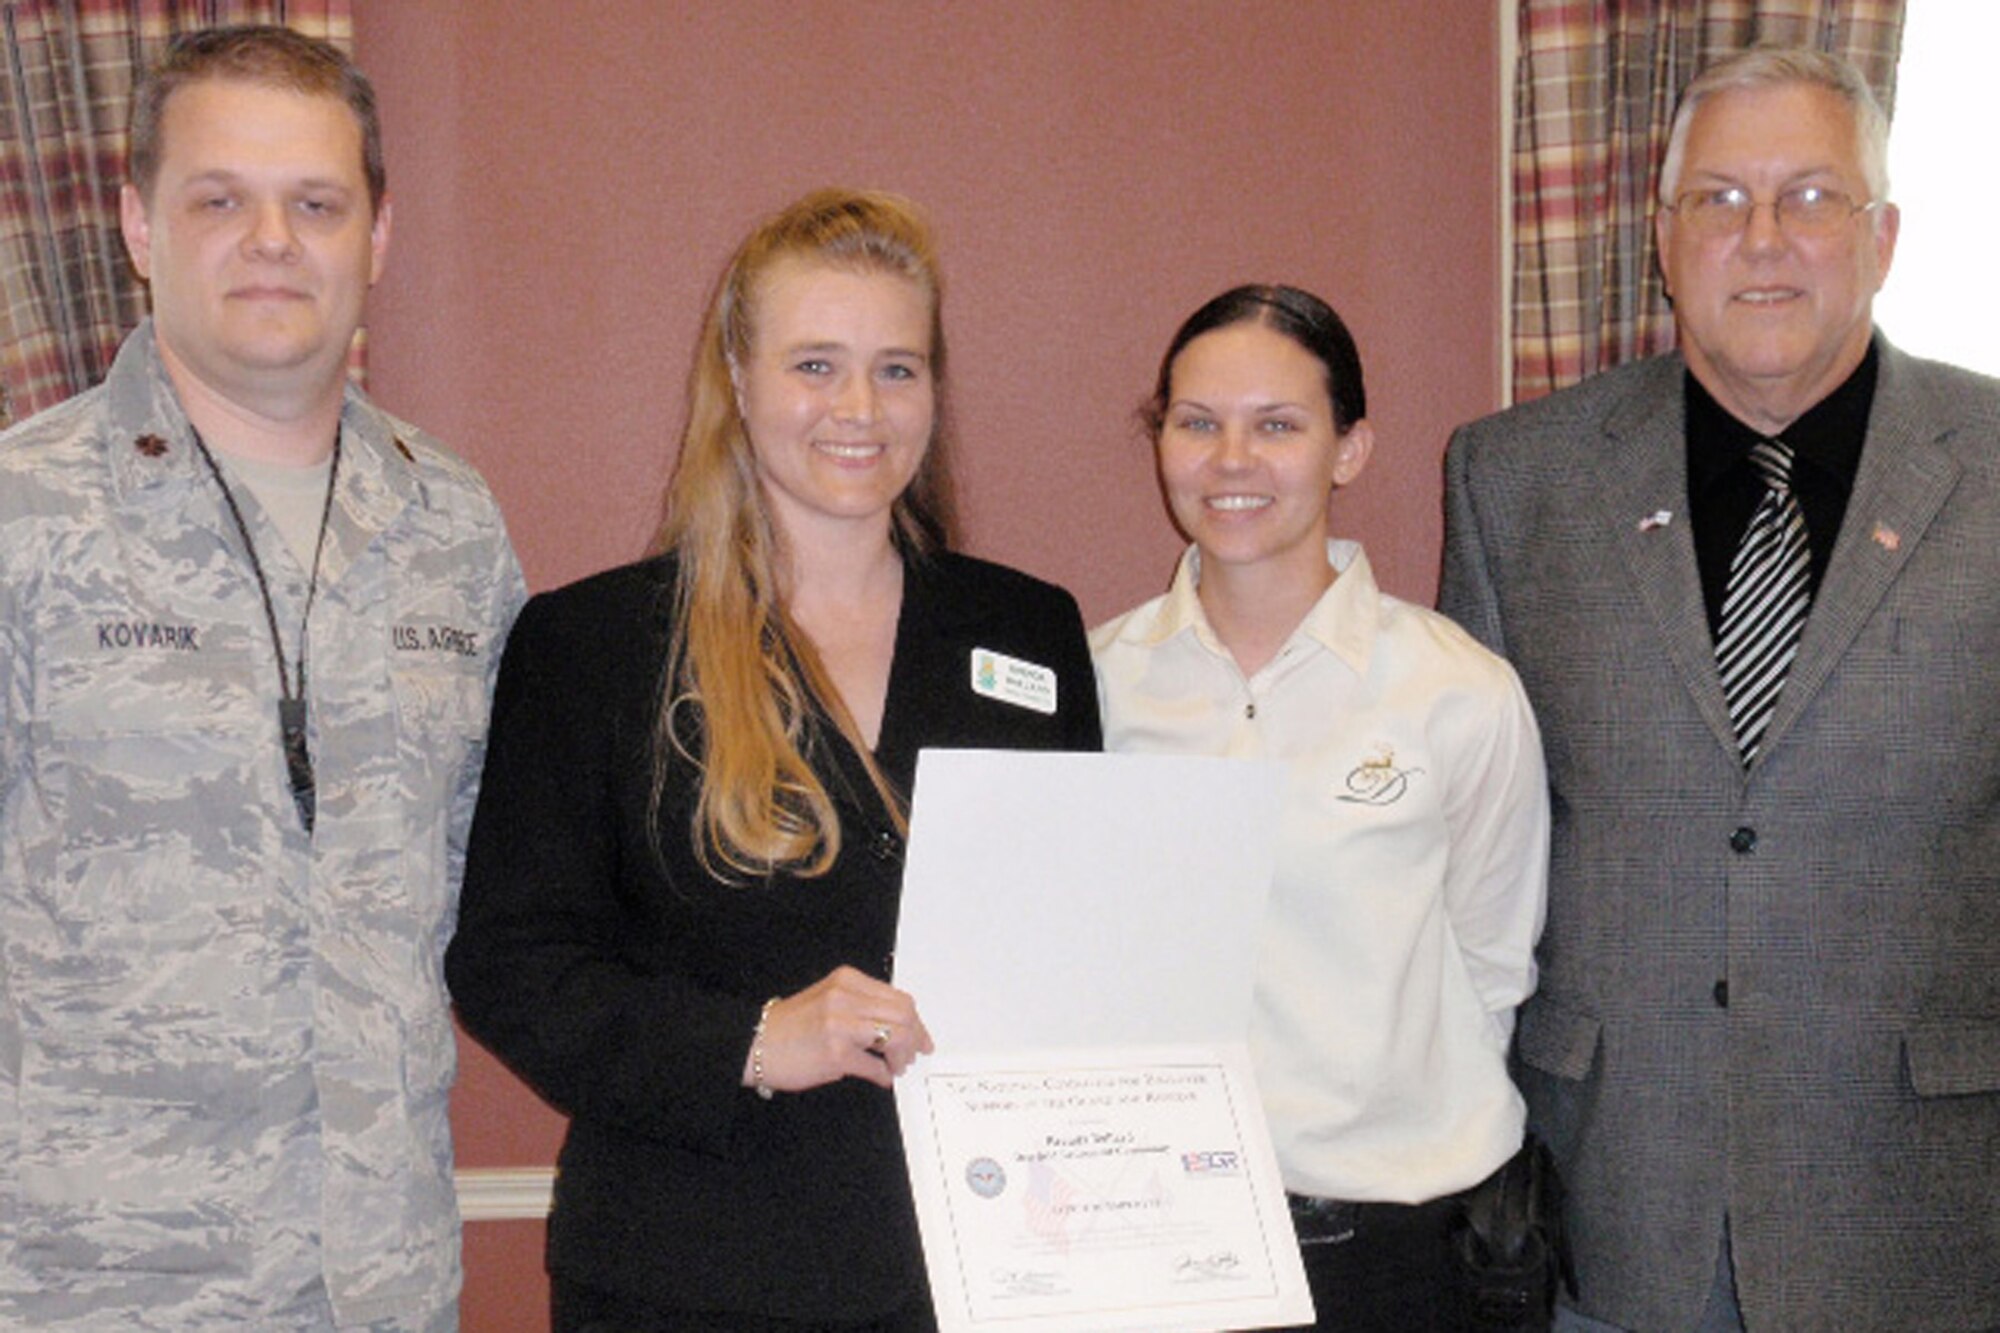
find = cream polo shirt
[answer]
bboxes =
[1091,540,1549,1203]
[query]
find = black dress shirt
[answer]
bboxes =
[1687,342,1877,638]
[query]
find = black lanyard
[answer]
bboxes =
[189,429,342,834]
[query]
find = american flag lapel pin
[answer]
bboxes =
[1637,509,1673,532]
[1871,521,1900,552]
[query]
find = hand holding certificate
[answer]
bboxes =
[893,751,1313,1333]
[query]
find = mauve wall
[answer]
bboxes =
[353,4,1502,1327]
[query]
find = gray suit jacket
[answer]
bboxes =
[1440,339,2000,1332]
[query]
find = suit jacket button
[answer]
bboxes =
[1729,826,1757,854]
[1713,979,1729,1008]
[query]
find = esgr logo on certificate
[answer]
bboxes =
[1181,1150,1242,1176]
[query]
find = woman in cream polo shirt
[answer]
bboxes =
[1091,285,1551,1332]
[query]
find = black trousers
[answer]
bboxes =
[552,1276,937,1333]
[1274,1191,1465,1333]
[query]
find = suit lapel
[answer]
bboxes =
[1758,343,1962,758]
[1601,363,1743,758]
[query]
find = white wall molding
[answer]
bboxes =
[455,1167,555,1222]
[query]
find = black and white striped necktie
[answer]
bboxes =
[1716,439,1811,764]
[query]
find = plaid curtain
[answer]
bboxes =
[0,0,351,427]
[1512,0,1906,403]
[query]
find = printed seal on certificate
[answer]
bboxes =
[967,1158,1007,1199]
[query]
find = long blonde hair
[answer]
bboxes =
[653,188,956,880]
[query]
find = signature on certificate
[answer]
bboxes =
[989,1269,1066,1298]
[1172,1250,1244,1283]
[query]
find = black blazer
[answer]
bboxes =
[447,550,1101,1322]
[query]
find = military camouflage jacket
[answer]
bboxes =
[0,322,524,1327]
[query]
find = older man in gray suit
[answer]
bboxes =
[1441,48,2000,1333]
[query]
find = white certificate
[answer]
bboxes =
[894,751,1312,1333]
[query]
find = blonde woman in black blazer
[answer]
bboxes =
[448,191,1099,1332]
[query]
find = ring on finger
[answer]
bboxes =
[870,1022,892,1052]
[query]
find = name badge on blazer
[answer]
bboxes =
[970,647,1057,715]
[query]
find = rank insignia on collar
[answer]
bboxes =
[134,434,168,458]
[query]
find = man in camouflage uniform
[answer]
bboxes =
[0,27,523,1329]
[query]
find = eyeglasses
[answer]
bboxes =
[1666,184,1879,238]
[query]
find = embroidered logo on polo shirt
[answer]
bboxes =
[971,648,1057,715]
[1337,744,1422,806]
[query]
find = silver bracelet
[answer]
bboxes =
[750,996,779,1101]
